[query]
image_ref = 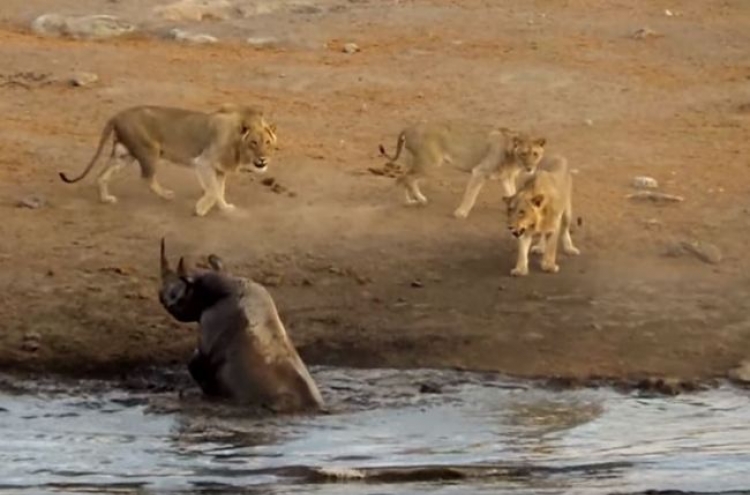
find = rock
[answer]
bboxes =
[632,175,658,189]
[410,279,424,288]
[680,241,722,265]
[583,119,594,126]
[31,14,136,40]
[665,240,722,265]
[246,36,280,48]
[21,332,41,352]
[69,72,99,87]
[728,361,750,385]
[664,9,674,16]
[626,191,684,203]
[153,0,233,21]
[168,28,218,44]
[631,27,660,40]
[342,42,360,54]
[418,382,442,394]
[16,195,45,209]
[291,5,323,14]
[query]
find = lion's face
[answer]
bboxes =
[239,120,277,173]
[505,192,545,238]
[511,136,546,173]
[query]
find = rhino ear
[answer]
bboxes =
[160,237,172,281]
[207,254,224,272]
[176,256,193,282]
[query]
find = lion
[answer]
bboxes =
[58,104,278,217]
[158,239,324,413]
[504,154,580,277]
[378,121,547,218]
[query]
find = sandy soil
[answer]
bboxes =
[1,0,750,384]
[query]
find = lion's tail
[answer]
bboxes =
[378,131,406,163]
[58,118,116,184]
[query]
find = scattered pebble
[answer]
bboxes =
[342,42,360,54]
[410,279,424,288]
[418,382,442,394]
[246,36,279,48]
[626,191,684,203]
[632,176,659,189]
[16,195,45,209]
[583,119,594,126]
[631,27,660,40]
[665,240,722,265]
[31,13,136,39]
[21,332,42,352]
[664,9,674,16]
[728,361,750,386]
[69,72,99,87]
[168,28,218,44]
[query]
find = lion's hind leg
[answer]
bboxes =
[128,139,175,201]
[561,201,580,256]
[96,148,130,204]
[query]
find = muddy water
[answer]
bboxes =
[0,368,748,495]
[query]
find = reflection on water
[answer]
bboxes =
[0,367,749,494]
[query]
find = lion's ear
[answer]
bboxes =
[530,194,545,207]
[534,137,546,147]
[268,123,277,134]
[502,195,514,205]
[512,136,521,148]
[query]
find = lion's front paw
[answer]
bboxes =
[564,246,581,256]
[100,195,118,204]
[541,261,560,273]
[510,266,528,277]
[219,203,237,212]
[160,190,176,200]
[530,244,545,255]
[453,208,469,219]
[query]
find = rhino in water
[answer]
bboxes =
[158,238,324,413]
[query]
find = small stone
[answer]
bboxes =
[627,191,684,203]
[342,42,360,54]
[664,9,674,16]
[261,177,276,187]
[31,13,136,40]
[631,27,660,40]
[679,241,722,265]
[728,361,750,385]
[246,36,280,48]
[418,382,442,394]
[69,72,99,87]
[410,279,424,288]
[17,195,45,209]
[583,119,594,126]
[168,29,217,44]
[153,0,233,22]
[21,332,41,352]
[632,176,659,189]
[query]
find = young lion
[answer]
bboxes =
[158,239,324,413]
[504,154,580,277]
[378,121,546,218]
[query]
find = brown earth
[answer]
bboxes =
[1,0,750,384]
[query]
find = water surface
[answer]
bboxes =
[0,368,748,494]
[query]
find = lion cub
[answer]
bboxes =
[158,239,324,413]
[378,121,546,218]
[504,154,580,277]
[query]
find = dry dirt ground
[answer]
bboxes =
[1,0,750,384]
